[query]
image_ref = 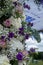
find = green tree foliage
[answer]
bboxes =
[0,0,13,22]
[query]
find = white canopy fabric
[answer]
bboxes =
[25,33,43,52]
[24,0,43,52]
[24,0,43,30]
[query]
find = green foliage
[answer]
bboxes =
[10,59,18,65]
[27,25,41,42]
[29,60,43,65]
[0,0,13,20]
[32,29,41,42]
[14,11,22,18]
[33,52,43,60]
[22,21,27,33]
[22,21,41,42]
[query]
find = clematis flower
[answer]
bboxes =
[23,3,30,10]
[19,27,24,31]
[30,48,35,53]
[8,32,14,38]
[16,52,23,60]
[18,27,25,35]
[25,34,30,39]
[1,36,5,40]
[27,22,33,27]
[13,2,17,6]
[3,19,11,27]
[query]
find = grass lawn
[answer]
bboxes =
[29,60,43,65]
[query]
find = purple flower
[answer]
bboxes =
[18,27,25,35]
[13,2,17,6]
[30,48,35,53]
[19,27,24,31]
[8,32,14,38]
[19,31,24,35]
[25,34,30,39]
[18,31,21,34]
[1,36,5,40]
[28,51,31,54]
[23,3,30,10]
[16,52,23,60]
[31,23,33,26]
[27,22,33,27]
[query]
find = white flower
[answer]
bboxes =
[9,38,24,54]
[0,55,11,65]
[10,16,22,30]
[17,35,24,42]
[21,13,26,21]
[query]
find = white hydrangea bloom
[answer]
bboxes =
[10,16,22,30]
[0,55,11,65]
[9,38,24,54]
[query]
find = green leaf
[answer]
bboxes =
[22,21,26,26]
[32,29,41,42]
[0,0,13,19]
[15,12,22,18]
[10,59,18,65]
[27,26,32,35]
[21,21,41,42]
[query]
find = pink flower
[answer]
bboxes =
[0,39,6,48]
[4,19,11,27]
[22,50,28,56]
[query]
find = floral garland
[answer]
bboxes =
[0,0,41,65]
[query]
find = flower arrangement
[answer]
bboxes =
[0,0,41,65]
